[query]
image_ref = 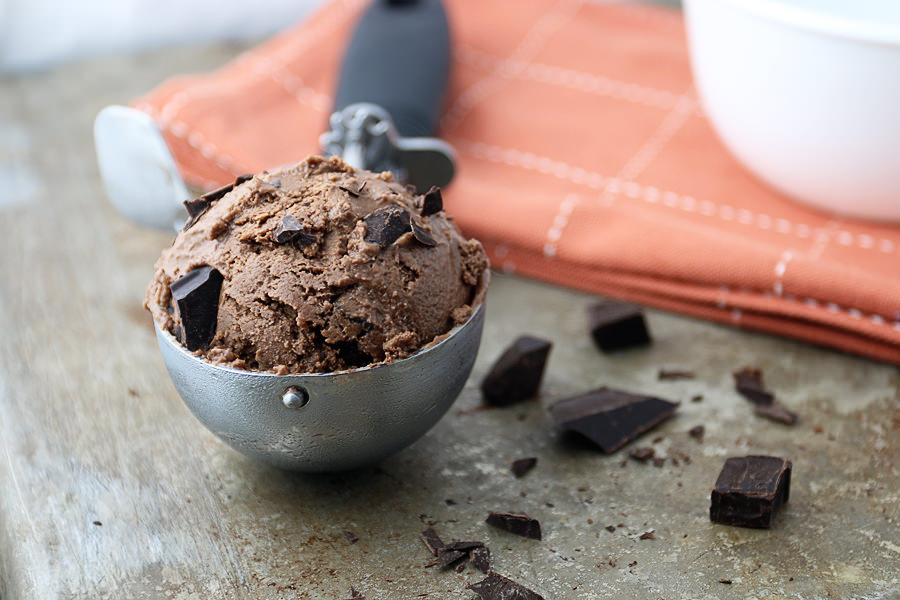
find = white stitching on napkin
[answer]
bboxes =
[440,0,583,132]
[454,45,700,113]
[773,250,794,297]
[454,139,900,256]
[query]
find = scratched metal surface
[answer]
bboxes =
[1,35,899,600]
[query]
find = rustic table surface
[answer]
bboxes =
[2,37,899,600]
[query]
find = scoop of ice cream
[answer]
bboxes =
[145,156,488,374]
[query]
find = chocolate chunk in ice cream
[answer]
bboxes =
[145,156,488,374]
[169,265,224,351]
[421,186,443,216]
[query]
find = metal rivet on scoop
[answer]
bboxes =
[282,387,309,410]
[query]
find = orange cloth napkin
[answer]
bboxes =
[134,0,900,364]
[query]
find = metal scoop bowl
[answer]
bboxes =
[155,272,488,472]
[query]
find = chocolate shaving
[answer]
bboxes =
[182,174,252,231]
[511,457,538,478]
[410,218,437,246]
[363,205,411,247]
[639,530,656,540]
[170,265,223,351]
[339,184,360,197]
[658,369,695,380]
[421,186,443,216]
[443,541,484,552]
[732,367,774,405]
[436,548,467,569]
[470,546,491,573]
[486,511,542,540]
[419,528,445,556]
[467,572,544,600]
[342,529,359,544]
[754,402,798,425]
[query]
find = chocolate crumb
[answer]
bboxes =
[421,186,443,216]
[92,521,102,526]
[605,525,616,532]
[691,394,704,402]
[652,457,666,468]
[445,498,456,506]
[454,561,466,573]
[689,425,705,441]
[638,530,656,540]
[718,579,732,585]
[628,447,655,462]
[343,529,359,544]
[511,457,538,478]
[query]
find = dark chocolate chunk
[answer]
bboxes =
[182,174,252,231]
[587,300,651,352]
[170,266,224,351]
[363,205,411,247]
[486,511,542,540]
[273,215,315,244]
[658,369,695,380]
[511,457,538,478]
[421,186,443,216]
[470,545,491,573]
[436,548,467,569]
[419,528,445,556]
[732,367,774,405]
[468,572,544,600]
[628,447,655,462]
[549,387,678,453]
[710,455,792,528]
[754,402,798,425]
[638,530,656,540]
[688,425,705,441]
[342,529,358,544]
[481,336,552,406]
[605,525,616,532]
[410,218,437,246]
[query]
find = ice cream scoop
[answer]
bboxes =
[156,270,487,472]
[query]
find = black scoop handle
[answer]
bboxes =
[333,0,451,138]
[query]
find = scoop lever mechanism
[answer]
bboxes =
[320,102,454,192]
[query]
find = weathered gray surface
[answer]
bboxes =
[1,41,899,600]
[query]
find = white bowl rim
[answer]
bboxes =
[714,0,900,47]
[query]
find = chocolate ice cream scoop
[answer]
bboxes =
[145,156,489,471]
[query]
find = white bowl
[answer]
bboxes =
[684,0,900,222]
